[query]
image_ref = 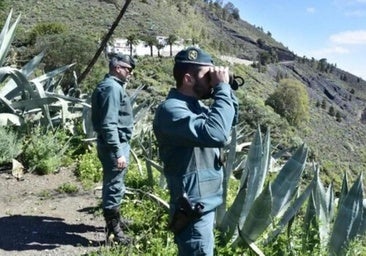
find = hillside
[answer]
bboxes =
[2,0,366,186]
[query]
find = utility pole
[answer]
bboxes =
[77,0,132,84]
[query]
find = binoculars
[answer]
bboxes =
[229,74,245,90]
[205,71,245,91]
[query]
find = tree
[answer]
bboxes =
[257,38,265,48]
[166,34,178,57]
[318,58,328,72]
[321,98,327,109]
[223,2,240,20]
[258,51,272,65]
[336,111,342,122]
[29,22,67,44]
[265,79,310,126]
[144,35,158,57]
[156,42,165,57]
[214,0,223,8]
[328,105,335,116]
[126,34,139,56]
[34,32,98,92]
[232,7,240,20]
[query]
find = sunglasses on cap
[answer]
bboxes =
[118,65,133,73]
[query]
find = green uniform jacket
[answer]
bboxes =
[153,83,238,212]
[91,74,133,158]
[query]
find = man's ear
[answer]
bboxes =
[183,73,195,86]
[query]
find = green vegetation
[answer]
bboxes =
[75,146,103,188]
[1,2,366,255]
[56,182,79,194]
[28,22,67,44]
[0,126,23,165]
[266,78,310,126]
[21,126,71,175]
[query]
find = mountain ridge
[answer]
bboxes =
[2,0,366,185]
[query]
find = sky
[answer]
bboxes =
[223,0,366,80]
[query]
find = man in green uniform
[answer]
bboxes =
[153,46,238,255]
[91,53,135,245]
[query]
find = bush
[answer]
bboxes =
[0,126,23,165]
[56,182,79,194]
[265,78,310,126]
[75,145,102,188]
[22,126,70,175]
[28,22,67,44]
[33,31,98,91]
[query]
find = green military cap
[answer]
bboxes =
[110,53,136,69]
[174,46,214,66]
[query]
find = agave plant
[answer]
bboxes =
[303,167,366,255]
[138,113,366,255]
[216,127,310,254]
[0,10,87,130]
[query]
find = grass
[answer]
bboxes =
[56,182,79,194]
[0,1,366,253]
[2,0,366,187]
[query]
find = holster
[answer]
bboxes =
[168,195,204,235]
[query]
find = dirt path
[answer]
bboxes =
[0,168,105,256]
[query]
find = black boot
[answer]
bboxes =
[119,216,133,230]
[103,208,132,245]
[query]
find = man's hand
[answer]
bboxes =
[209,66,229,87]
[116,155,127,169]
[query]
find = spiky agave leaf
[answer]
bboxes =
[0,51,46,99]
[239,127,271,224]
[264,172,316,245]
[0,113,22,126]
[303,164,333,251]
[218,127,270,243]
[338,172,349,210]
[31,63,75,87]
[314,167,330,244]
[10,96,59,110]
[216,126,238,226]
[239,182,273,243]
[270,143,308,217]
[303,188,318,251]
[235,143,308,245]
[0,10,20,67]
[0,67,52,126]
[326,181,335,226]
[218,165,249,244]
[328,174,364,255]
[129,84,146,104]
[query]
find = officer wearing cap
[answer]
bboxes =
[91,53,135,245]
[153,46,239,255]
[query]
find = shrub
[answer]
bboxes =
[336,111,342,122]
[265,78,310,126]
[0,126,23,165]
[56,182,79,194]
[75,145,102,187]
[329,105,335,116]
[28,22,67,44]
[22,126,70,175]
[32,31,98,91]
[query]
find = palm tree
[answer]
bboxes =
[144,36,158,57]
[126,34,138,56]
[166,34,178,57]
[156,42,165,57]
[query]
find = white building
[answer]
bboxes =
[106,36,186,57]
